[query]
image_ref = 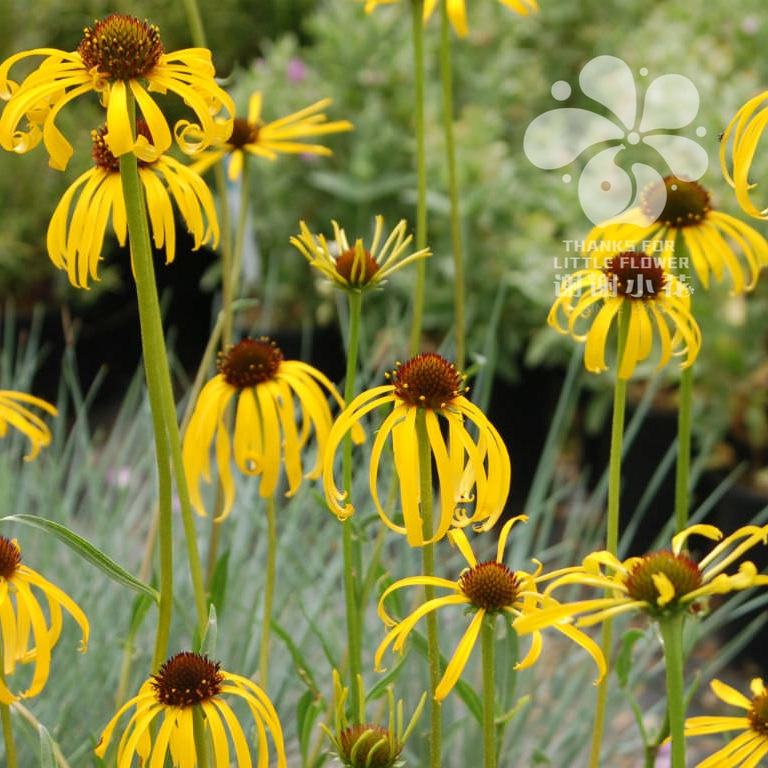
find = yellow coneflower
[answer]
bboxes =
[0,14,234,169]
[290,216,430,294]
[683,677,768,767]
[0,390,57,460]
[183,337,361,520]
[549,249,701,379]
[514,523,768,634]
[323,352,511,546]
[585,176,768,293]
[375,516,605,700]
[47,122,218,289]
[188,91,352,180]
[95,651,286,767]
[0,536,88,703]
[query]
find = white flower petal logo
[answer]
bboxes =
[524,55,709,225]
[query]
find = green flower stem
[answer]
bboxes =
[0,705,16,768]
[409,0,428,356]
[0,652,17,768]
[229,157,251,342]
[181,0,207,49]
[192,704,209,768]
[674,366,693,533]
[439,2,465,370]
[120,93,209,654]
[342,290,364,714]
[258,495,278,689]
[588,303,630,768]
[415,408,442,768]
[119,150,177,671]
[481,616,497,768]
[658,614,687,768]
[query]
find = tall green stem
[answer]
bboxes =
[415,409,442,768]
[0,703,16,768]
[588,304,629,768]
[342,291,364,714]
[0,648,17,768]
[120,94,208,658]
[409,0,428,356]
[439,2,465,369]
[258,495,278,689]
[481,617,497,768]
[658,614,687,768]
[192,705,209,768]
[674,366,693,533]
[119,149,176,671]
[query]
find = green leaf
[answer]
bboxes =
[1,514,158,603]
[208,549,230,618]
[199,603,218,657]
[38,724,57,768]
[296,688,326,762]
[272,618,322,696]
[616,628,646,688]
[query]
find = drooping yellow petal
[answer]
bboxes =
[435,610,484,700]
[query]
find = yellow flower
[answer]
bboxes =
[721,90,768,220]
[183,337,360,520]
[358,0,538,38]
[549,249,701,379]
[585,176,768,293]
[513,524,768,634]
[189,91,352,180]
[0,390,57,460]
[0,535,88,703]
[95,651,287,768]
[0,14,234,170]
[47,122,218,289]
[683,677,768,767]
[323,353,511,546]
[290,216,431,293]
[375,516,605,701]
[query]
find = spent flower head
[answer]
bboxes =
[585,176,768,293]
[0,14,234,169]
[47,121,219,288]
[95,651,286,767]
[323,353,511,546]
[375,516,605,700]
[0,536,89,703]
[0,390,57,460]
[189,91,352,180]
[291,216,430,294]
[550,248,701,379]
[183,337,363,520]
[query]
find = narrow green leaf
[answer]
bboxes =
[616,628,646,688]
[208,549,230,617]
[38,724,57,768]
[199,603,218,657]
[272,619,321,696]
[1,514,158,603]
